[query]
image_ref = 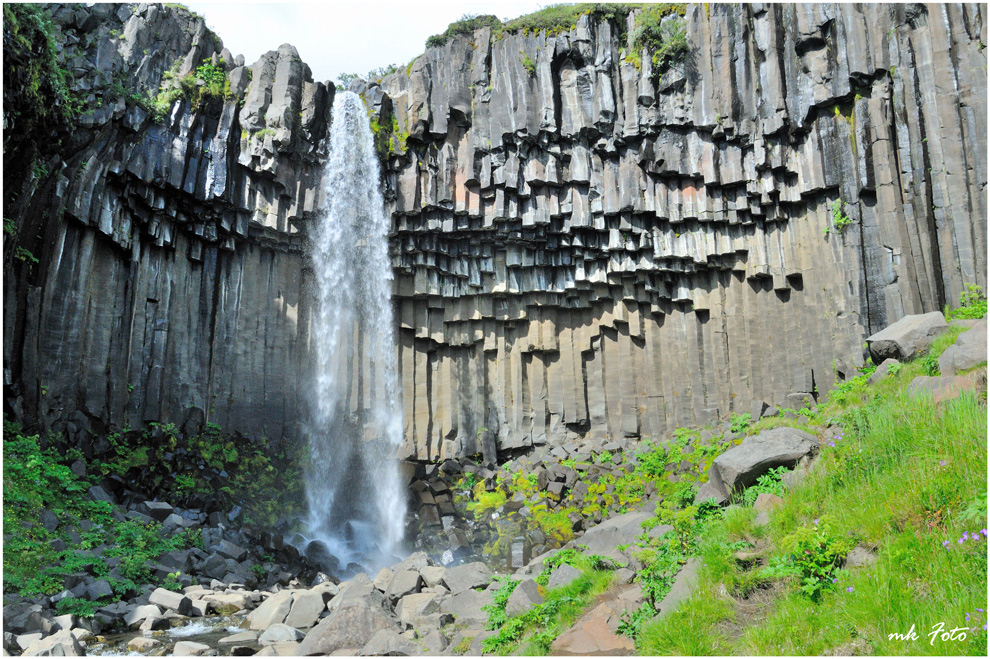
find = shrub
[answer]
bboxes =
[519,51,537,77]
[426,13,502,48]
[632,6,690,69]
[741,465,787,506]
[946,283,987,320]
[824,198,853,236]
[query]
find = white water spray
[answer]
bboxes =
[303,91,405,575]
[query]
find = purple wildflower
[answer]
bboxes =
[813,518,819,525]
[942,540,951,548]
[940,460,946,466]
[832,578,838,583]
[977,608,985,613]
[966,613,971,622]
[958,537,966,544]
[846,587,854,593]
[982,529,988,536]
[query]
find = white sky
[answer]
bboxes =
[184,1,547,84]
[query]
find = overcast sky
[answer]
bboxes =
[184,1,546,84]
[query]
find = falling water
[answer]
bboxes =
[303,91,405,575]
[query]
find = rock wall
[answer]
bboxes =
[3,3,333,445]
[3,3,986,460]
[375,3,986,460]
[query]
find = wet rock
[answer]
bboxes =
[127,636,161,651]
[217,539,249,561]
[148,588,193,615]
[247,590,293,630]
[219,631,259,645]
[173,640,211,656]
[123,604,162,628]
[258,623,306,645]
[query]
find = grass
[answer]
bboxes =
[637,345,987,655]
[481,549,616,655]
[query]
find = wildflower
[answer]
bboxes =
[958,537,966,544]
[846,587,854,593]
[813,518,819,525]
[973,532,982,541]
[966,613,971,622]
[832,578,838,583]
[942,540,951,548]
[982,529,988,536]
[977,608,985,613]
[939,460,946,466]
[962,532,970,541]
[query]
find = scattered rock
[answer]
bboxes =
[439,562,491,594]
[219,631,259,645]
[906,371,985,404]
[440,589,491,627]
[697,428,818,505]
[550,603,635,655]
[386,570,424,603]
[149,587,193,615]
[654,557,700,617]
[283,590,325,629]
[939,319,987,375]
[844,545,878,569]
[867,311,948,363]
[867,358,900,385]
[297,593,400,655]
[258,623,306,645]
[358,628,421,656]
[546,564,583,590]
[127,637,161,652]
[573,510,653,553]
[21,629,83,656]
[753,493,784,512]
[123,604,162,628]
[173,640,212,656]
[247,590,293,630]
[504,578,543,618]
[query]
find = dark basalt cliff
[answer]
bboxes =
[3,3,986,461]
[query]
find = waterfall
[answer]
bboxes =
[303,91,406,576]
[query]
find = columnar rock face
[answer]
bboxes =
[375,3,987,460]
[3,4,986,460]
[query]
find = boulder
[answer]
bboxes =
[219,631,260,645]
[16,634,42,651]
[258,623,306,645]
[938,319,987,375]
[217,539,249,561]
[419,566,446,588]
[654,558,700,617]
[173,640,211,656]
[753,493,784,512]
[247,590,293,630]
[385,570,424,603]
[546,564,583,590]
[440,589,491,627]
[439,562,491,594]
[394,592,441,628]
[283,590,325,629]
[297,594,399,655]
[906,371,985,404]
[867,311,948,363]
[85,579,114,600]
[571,510,653,553]
[123,604,162,628]
[550,604,635,655]
[844,545,878,569]
[127,637,161,651]
[148,588,193,615]
[504,579,543,618]
[867,358,900,385]
[419,628,448,654]
[20,629,83,656]
[372,568,394,592]
[697,427,818,504]
[138,501,175,522]
[358,628,420,656]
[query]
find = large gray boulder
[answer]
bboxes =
[570,510,653,554]
[440,589,491,627]
[358,628,420,656]
[867,311,948,363]
[439,562,491,594]
[247,590,294,630]
[258,623,305,645]
[938,318,987,375]
[148,588,193,616]
[21,629,83,656]
[696,427,818,505]
[296,592,399,655]
[283,590,326,629]
[504,579,543,618]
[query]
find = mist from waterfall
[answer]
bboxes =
[303,91,405,576]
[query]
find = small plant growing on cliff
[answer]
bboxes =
[946,283,987,320]
[633,7,690,70]
[519,51,537,77]
[824,199,853,235]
